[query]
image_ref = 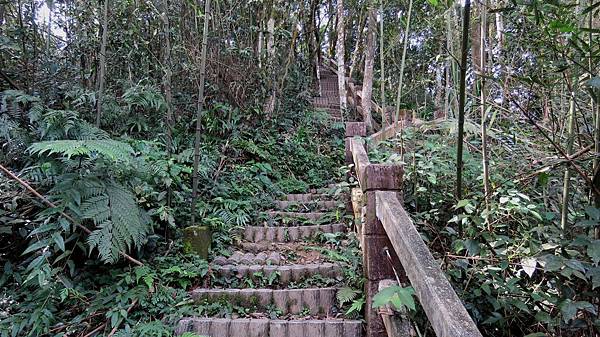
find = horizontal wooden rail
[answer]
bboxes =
[345,121,482,337]
[375,191,483,337]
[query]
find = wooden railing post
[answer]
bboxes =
[362,164,404,337]
[345,122,367,165]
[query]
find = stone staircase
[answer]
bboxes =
[176,62,363,337]
[313,67,343,121]
[175,190,363,337]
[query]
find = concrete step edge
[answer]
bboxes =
[213,263,342,284]
[176,317,362,337]
[190,287,338,316]
[242,224,347,243]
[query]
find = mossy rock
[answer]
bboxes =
[183,226,211,259]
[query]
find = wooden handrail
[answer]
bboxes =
[345,121,482,337]
[376,191,483,337]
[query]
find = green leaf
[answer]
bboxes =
[372,285,416,312]
[587,240,600,264]
[539,254,563,272]
[587,267,600,290]
[22,239,49,255]
[52,233,65,252]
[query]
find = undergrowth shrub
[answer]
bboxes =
[370,123,600,336]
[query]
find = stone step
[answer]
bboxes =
[283,193,329,202]
[275,200,338,211]
[243,224,346,242]
[214,263,342,284]
[267,211,328,222]
[213,251,283,266]
[191,288,337,316]
[176,318,362,337]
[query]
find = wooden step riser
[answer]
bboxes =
[191,288,336,316]
[176,318,362,337]
[243,224,346,243]
[214,263,342,285]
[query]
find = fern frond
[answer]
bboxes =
[28,140,134,162]
[81,195,110,225]
[85,182,150,263]
[337,287,359,305]
[73,121,110,140]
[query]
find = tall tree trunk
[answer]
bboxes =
[394,0,413,123]
[266,11,275,61]
[456,0,471,236]
[162,0,173,155]
[310,0,321,95]
[191,0,211,226]
[561,89,576,233]
[348,6,366,80]
[379,0,386,126]
[162,0,173,216]
[46,1,52,54]
[257,7,264,69]
[479,0,491,228]
[443,7,454,118]
[95,0,109,127]
[17,0,29,93]
[328,0,336,58]
[361,2,376,130]
[336,0,348,117]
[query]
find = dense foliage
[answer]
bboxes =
[370,122,599,336]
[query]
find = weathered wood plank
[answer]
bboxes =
[363,165,403,191]
[345,122,367,138]
[350,137,369,189]
[375,191,483,337]
[368,122,402,146]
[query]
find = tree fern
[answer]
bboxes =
[28,139,134,162]
[84,182,150,263]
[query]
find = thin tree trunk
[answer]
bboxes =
[95,0,109,127]
[17,0,29,93]
[456,0,471,236]
[328,0,336,58]
[311,0,321,95]
[191,0,211,226]
[379,1,386,126]
[266,14,275,60]
[46,2,52,53]
[561,90,576,233]
[336,0,348,117]
[361,2,376,130]
[348,7,366,80]
[443,9,452,119]
[162,0,173,216]
[257,9,264,69]
[479,0,491,229]
[162,0,173,155]
[394,0,413,123]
